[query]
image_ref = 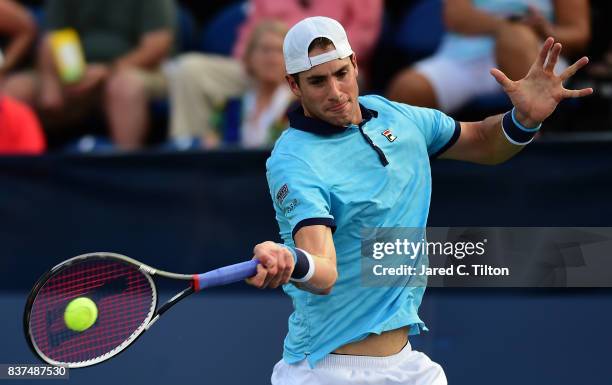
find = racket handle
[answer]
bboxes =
[194,259,259,291]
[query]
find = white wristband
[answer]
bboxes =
[290,248,316,283]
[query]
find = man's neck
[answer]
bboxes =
[351,105,363,125]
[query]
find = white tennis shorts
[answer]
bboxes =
[270,342,447,385]
[415,52,568,113]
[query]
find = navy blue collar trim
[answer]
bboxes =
[288,103,379,135]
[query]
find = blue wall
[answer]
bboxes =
[3,291,611,384]
[1,144,611,384]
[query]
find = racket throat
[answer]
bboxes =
[155,286,194,318]
[145,314,161,330]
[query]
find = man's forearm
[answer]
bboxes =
[482,114,524,164]
[292,225,338,295]
[478,109,545,164]
[456,114,530,165]
[293,254,337,295]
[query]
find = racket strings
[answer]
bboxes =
[28,259,155,365]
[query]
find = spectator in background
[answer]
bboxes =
[0,0,36,76]
[0,0,45,154]
[0,95,46,154]
[1,0,175,150]
[205,21,293,149]
[387,0,590,114]
[169,0,382,144]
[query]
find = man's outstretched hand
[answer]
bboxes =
[490,37,593,128]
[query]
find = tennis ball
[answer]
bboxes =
[64,297,98,332]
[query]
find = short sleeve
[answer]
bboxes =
[388,101,460,159]
[413,107,461,158]
[266,153,336,241]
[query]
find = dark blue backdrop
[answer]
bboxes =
[1,142,611,384]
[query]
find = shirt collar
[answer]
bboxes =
[288,103,379,135]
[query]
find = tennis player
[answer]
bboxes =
[246,16,592,384]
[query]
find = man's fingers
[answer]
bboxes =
[536,37,555,67]
[560,57,589,81]
[246,264,268,288]
[563,87,593,99]
[260,250,280,288]
[280,252,294,286]
[268,253,286,289]
[545,43,562,73]
[490,68,513,89]
[271,253,293,287]
[250,242,295,289]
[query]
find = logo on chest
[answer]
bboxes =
[381,129,397,142]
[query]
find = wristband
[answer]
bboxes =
[278,244,315,282]
[291,248,315,282]
[501,108,542,145]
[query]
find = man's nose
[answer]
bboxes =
[328,78,342,101]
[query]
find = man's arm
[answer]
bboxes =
[246,225,338,295]
[440,37,592,165]
[440,115,517,165]
[292,225,337,294]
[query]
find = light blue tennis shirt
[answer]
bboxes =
[266,95,460,368]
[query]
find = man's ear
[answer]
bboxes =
[286,74,302,98]
[350,54,359,78]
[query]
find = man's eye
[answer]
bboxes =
[337,71,348,78]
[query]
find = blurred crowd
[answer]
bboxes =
[0,0,609,155]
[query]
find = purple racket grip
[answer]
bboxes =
[194,259,260,291]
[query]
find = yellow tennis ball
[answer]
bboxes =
[64,297,98,332]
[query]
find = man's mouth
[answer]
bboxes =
[328,100,349,113]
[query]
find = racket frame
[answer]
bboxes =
[23,252,194,368]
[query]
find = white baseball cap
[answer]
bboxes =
[283,16,353,75]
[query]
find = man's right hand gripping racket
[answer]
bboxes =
[23,252,267,368]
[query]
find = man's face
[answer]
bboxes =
[286,45,360,126]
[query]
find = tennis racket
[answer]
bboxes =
[23,252,260,368]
